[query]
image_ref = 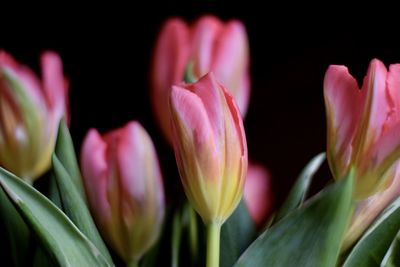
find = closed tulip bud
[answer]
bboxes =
[244,163,273,227]
[324,59,400,199]
[151,15,250,144]
[170,72,248,225]
[0,51,69,181]
[80,121,165,264]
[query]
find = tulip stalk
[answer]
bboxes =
[128,259,139,267]
[206,222,221,267]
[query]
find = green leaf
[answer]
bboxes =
[52,155,113,264]
[381,229,400,267]
[0,188,30,267]
[54,119,86,200]
[220,199,256,267]
[233,173,353,267]
[274,152,326,222]
[343,196,400,267]
[0,167,114,267]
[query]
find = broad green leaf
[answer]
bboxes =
[0,167,113,267]
[54,119,86,200]
[233,174,353,267]
[343,197,400,267]
[381,229,400,267]
[220,199,256,267]
[0,188,30,267]
[274,152,326,222]
[33,246,58,267]
[52,155,113,264]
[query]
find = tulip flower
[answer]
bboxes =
[151,15,250,144]
[244,163,273,227]
[324,59,400,199]
[170,72,247,267]
[0,51,69,181]
[80,121,165,265]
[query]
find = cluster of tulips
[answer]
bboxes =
[1,15,400,267]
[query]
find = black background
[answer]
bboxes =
[1,3,400,265]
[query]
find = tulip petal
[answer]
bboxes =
[191,16,223,77]
[212,20,250,115]
[324,65,364,177]
[170,85,221,217]
[151,18,190,143]
[81,129,111,227]
[41,51,69,122]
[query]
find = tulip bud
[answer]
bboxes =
[170,72,248,224]
[244,163,273,226]
[0,51,69,181]
[80,121,165,263]
[324,59,400,198]
[151,15,250,144]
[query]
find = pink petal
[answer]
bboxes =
[190,15,223,77]
[324,65,364,176]
[212,20,250,115]
[41,51,69,123]
[81,129,111,226]
[183,73,224,147]
[151,18,190,143]
[382,64,400,133]
[116,121,164,207]
[244,163,273,226]
[359,59,388,146]
[170,85,221,182]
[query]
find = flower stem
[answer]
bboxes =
[206,222,221,267]
[128,259,139,267]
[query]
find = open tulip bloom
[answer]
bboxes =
[3,16,400,267]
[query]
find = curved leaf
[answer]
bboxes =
[0,167,113,267]
[233,173,353,267]
[52,155,113,264]
[274,152,326,222]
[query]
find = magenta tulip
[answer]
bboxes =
[81,121,165,264]
[0,51,69,181]
[244,163,273,226]
[151,15,250,144]
[325,59,400,198]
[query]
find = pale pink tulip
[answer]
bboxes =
[244,163,273,226]
[325,59,400,198]
[81,121,165,263]
[151,15,250,144]
[0,51,69,181]
[170,72,247,224]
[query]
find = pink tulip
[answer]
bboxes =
[0,51,69,181]
[151,15,250,144]
[170,72,248,224]
[324,59,400,198]
[244,163,273,226]
[81,121,165,263]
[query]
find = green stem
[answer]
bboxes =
[206,222,221,267]
[128,258,139,267]
[172,210,182,267]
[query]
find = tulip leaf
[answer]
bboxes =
[233,173,353,267]
[54,119,86,200]
[220,199,256,267]
[0,167,113,267]
[343,196,400,267]
[52,155,113,264]
[274,152,326,222]
[381,229,400,267]
[0,188,30,267]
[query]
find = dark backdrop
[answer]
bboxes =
[1,1,399,234]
